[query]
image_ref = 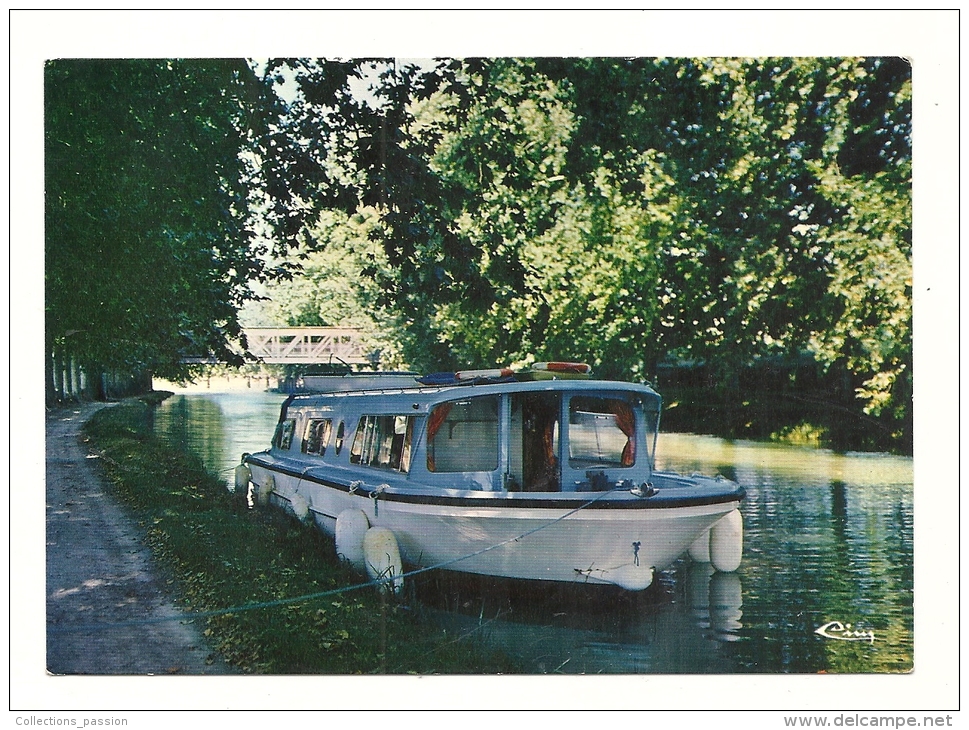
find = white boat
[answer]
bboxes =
[241,366,744,592]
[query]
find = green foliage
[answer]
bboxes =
[45,59,286,383]
[771,421,829,448]
[252,56,911,451]
[56,57,908,449]
[242,208,405,368]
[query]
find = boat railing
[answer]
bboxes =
[292,373,512,399]
[291,384,454,399]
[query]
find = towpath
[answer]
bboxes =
[46,402,231,674]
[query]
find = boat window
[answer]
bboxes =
[349,415,417,472]
[302,418,332,456]
[334,421,345,455]
[568,396,635,468]
[274,419,296,451]
[426,396,499,473]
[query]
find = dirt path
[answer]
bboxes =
[46,403,232,675]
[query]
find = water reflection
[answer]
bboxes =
[153,391,283,488]
[411,566,744,673]
[153,393,914,674]
[686,562,744,643]
[657,433,914,674]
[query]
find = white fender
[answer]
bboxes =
[688,528,712,563]
[362,527,404,594]
[710,509,743,573]
[335,509,370,571]
[234,463,251,494]
[255,473,275,507]
[290,493,310,524]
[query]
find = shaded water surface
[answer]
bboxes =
[153,391,913,674]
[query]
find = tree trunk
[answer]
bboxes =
[45,348,57,406]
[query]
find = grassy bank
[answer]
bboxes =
[81,396,520,674]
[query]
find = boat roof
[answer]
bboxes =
[286,373,661,415]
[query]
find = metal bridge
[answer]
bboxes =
[181,327,373,365]
[243,327,372,365]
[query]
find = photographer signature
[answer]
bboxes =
[815,620,875,644]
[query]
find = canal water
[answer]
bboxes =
[152,389,914,675]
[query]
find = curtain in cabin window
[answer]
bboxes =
[425,402,454,472]
[609,400,636,467]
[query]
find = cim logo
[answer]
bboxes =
[814,620,875,644]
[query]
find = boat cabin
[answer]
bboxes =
[269,377,662,494]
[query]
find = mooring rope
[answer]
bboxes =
[47,486,625,634]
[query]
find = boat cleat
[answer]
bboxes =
[629,481,658,498]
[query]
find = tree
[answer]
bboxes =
[416,59,679,377]
[806,58,912,435]
[241,207,405,369]
[253,56,912,450]
[542,57,910,443]
[45,59,281,397]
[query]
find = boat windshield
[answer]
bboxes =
[568,396,636,469]
[420,388,660,490]
[567,392,660,477]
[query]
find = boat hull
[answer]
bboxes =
[247,458,742,591]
